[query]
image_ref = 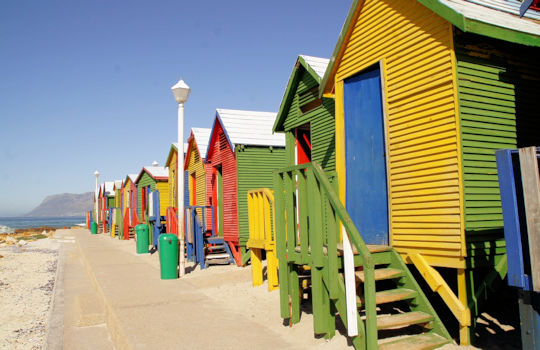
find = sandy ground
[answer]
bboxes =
[0,228,522,349]
[0,236,60,349]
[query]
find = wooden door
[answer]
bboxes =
[344,65,389,245]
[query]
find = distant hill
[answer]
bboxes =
[26,192,94,217]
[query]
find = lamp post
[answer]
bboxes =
[171,78,191,277]
[94,170,99,225]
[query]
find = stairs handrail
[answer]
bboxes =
[275,161,377,348]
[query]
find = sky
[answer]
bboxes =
[0,0,352,216]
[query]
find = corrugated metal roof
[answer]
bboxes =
[113,180,123,190]
[466,0,540,20]
[104,181,115,196]
[192,127,211,158]
[441,0,540,34]
[300,55,330,79]
[143,166,169,179]
[216,109,285,149]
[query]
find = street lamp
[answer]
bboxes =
[171,78,191,277]
[94,170,99,226]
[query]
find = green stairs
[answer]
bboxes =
[275,162,453,350]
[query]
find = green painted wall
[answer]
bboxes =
[236,145,286,247]
[282,68,336,172]
[107,196,115,209]
[455,31,540,262]
[136,172,157,220]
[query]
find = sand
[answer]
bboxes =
[0,237,60,349]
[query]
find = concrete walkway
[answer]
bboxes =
[48,229,351,350]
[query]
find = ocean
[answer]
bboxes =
[0,216,86,233]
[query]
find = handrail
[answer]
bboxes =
[274,162,377,347]
[247,188,278,291]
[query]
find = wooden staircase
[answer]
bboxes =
[204,236,236,266]
[275,162,453,350]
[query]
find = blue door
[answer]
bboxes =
[344,66,389,245]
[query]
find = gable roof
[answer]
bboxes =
[273,55,330,132]
[104,181,115,197]
[124,173,138,186]
[134,166,169,184]
[322,0,540,96]
[206,109,285,159]
[165,142,188,167]
[192,128,211,158]
[113,180,123,191]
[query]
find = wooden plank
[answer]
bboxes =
[519,147,540,292]
[379,333,449,350]
[376,311,433,330]
[356,268,403,283]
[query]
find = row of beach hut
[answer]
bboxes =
[89,1,540,348]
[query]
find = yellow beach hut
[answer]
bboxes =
[318,0,540,345]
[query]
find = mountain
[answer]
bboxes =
[26,192,95,217]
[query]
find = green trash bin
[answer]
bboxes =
[135,224,149,254]
[90,222,97,234]
[159,234,178,279]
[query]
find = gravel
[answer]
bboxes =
[0,238,60,349]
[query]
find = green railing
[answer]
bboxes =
[274,162,378,349]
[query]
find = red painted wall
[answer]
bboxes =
[205,161,214,231]
[206,120,238,246]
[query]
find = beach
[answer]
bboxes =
[0,233,60,349]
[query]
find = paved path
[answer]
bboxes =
[48,229,351,350]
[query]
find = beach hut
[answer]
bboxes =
[134,163,169,246]
[273,55,335,173]
[103,181,115,233]
[313,0,540,345]
[164,143,191,234]
[122,173,139,239]
[205,109,286,266]
[111,180,123,238]
[185,128,212,229]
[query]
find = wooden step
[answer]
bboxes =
[207,244,225,250]
[357,288,417,306]
[379,332,451,350]
[355,268,403,283]
[206,237,225,244]
[206,253,231,260]
[377,311,433,330]
[206,258,232,265]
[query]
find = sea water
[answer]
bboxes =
[0,216,85,233]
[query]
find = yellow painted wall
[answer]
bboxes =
[124,178,132,209]
[167,150,178,209]
[186,140,206,217]
[156,181,169,216]
[332,0,465,268]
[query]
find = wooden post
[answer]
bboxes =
[519,147,540,292]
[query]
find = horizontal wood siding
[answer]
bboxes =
[335,0,463,266]
[236,146,286,247]
[282,68,336,172]
[136,173,156,219]
[455,31,540,257]
[205,162,214,231]
[156,182,169,216]
[167,150,177,209]
[206,121,239,245]
[186,141,207,219]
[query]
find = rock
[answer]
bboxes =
[42,230,47,236]
[6,237,16,244]
[18,240,28,246]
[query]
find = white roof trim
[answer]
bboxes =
[441,0,540,36]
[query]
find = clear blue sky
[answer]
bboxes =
[0,0,352,216]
